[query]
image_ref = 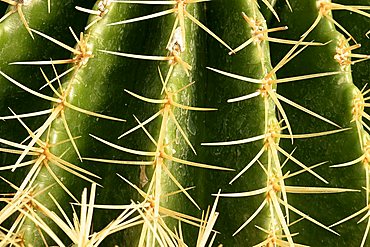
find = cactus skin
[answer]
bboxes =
[16,2,157,246]
[271,1,366,245]
[202,1,274,245]
[1,0,370,246]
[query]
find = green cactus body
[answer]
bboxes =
[101,2,215,245]
[204,0,341,246]
[14,2,155,245]
[0,0,97,188]
[203,1,275,245]
[270,0,368,245]
[1,0,229,245]
[332,0,370,89]
[1,0,370,246]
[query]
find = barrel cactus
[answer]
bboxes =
[0,0,370,246]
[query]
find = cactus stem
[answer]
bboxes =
[90,134,157,156]
[99,49,192,75]
[76,0,112,30]
[0,0,33,38]
[162,163,200,209]
[278,196,339,235]
[10,28,93,71]
[206,120,330,185]
[119,69,217,151]
[90,75,231,170]
[121,79,217,153]
[275,93,340,128]
[184,9,232,52]
[230,12,325,55]
[235,199,268,237]
[83,157,154,166]
[118,111,163,139]
[258,0,280,21]
[330,199,370,247]
[0,111,101,200]
[203,128,348,147]
[39,66,75,91]
[108,8,175,25]
[0,70,125,165]
[331,201,369,226]
[227,155,340,244]
[116,173,216,246]
[203,110,340,187]
[254,224,304,247]
[109,0,233,52]
[303,1,370,43]
[273,143,328,183]
[285,161,326,179]
[207,54,341,140]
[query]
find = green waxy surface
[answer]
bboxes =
[10,1,157,245]
[332,0,370,89]
[0,0,96,184]
[202,0,276,245]
[271,0,366,245]
[2,0,370,246]
[18,1,214,246]
[113,2,211,246]
[0,1,95,244]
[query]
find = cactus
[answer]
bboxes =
[1,0,370,246]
